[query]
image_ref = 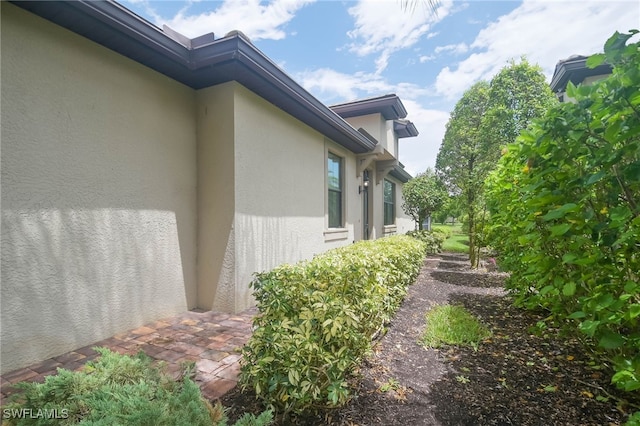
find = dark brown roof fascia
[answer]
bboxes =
[10,1,376,154]
[389,164,412,183]
[330,94,408,120]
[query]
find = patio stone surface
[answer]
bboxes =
[0,307,258,405]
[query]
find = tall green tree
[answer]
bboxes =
[401,168,447,230]
[436,60,557,267]
[482,58,557,150]
[436,81,491,267]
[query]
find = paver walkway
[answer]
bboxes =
[0,307,257,404]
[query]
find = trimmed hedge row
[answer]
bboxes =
[240,235,426,414]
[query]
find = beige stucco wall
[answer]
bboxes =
[344,114,388,151]
[196,83,364,312]
[1,3,417,373]
[392,177,414,234]
[1,4,197,373]
[233,84,362,311]
[195,83,236,313]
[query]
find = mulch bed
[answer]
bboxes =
[219,253,639,425]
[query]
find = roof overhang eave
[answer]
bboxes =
[389,165,412,183]
[10,0,375,154]
[331,94,408,120]
[550,58,613,93]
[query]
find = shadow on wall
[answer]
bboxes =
[233,213,318,309]
[0,208,191,373]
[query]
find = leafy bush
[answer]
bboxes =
[240,236,426,415]
[2,348,272,426]
[486,31,639,401]
[406,229,445,253]
[430,225,453,238]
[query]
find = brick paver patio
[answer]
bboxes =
[0,307,257,404]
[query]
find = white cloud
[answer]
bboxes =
[398,102,450,175]
[434,0,640,100]
[345,0,454,74]
[153,0,315,40]
[434,43,469,55]
[296,68,391,102]
[292,67,446,174]
[419,54,436,63]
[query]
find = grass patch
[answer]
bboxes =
[420,305,491,350]
[432,224,469,253]
[431,223,462,235]
[442,233,469,253]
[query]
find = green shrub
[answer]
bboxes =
[3,348,213,425]
[240,235,426,415]
[486,30,640,403]
[406,230,445,253]
[2,348,272,426]
[430,227,451,238]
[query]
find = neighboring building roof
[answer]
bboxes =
[389,163,412,183]
[330,94,418,138]
[11,1,377,154]
[330,94,409,120]
[550,54,613,93]
[393,119,419,138]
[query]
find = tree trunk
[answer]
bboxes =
[468,196,477,268]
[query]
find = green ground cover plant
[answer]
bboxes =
[486,30,640,414]
[240,235,426,415]
[420,304,491,350]
[2,347,272,426]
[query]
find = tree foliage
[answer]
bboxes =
[401,168,447,230]
[486,30,640,399]
[436,81,492,266]
[437,60,556,266]
[434,195,464,224]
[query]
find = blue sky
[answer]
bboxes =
[123,0,639,175]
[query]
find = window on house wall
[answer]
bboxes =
[384,179,395,226]
[328,152,343,228]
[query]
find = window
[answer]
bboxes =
[383,179,395,226]
[327,152,343,228]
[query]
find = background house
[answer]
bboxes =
[1,1,417,373]
[550,54,613,102]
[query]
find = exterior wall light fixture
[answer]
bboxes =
[359,170,370,194]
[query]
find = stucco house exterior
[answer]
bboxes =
[1,1,418,373]
[550,54,612,102]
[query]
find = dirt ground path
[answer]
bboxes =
[222,253,637,425]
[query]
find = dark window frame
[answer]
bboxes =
[327,152,344,228]
[383,179,395,226]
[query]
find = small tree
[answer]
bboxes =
[402,168,447,230]
[436,81,492,266]
[437,60,557,267]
